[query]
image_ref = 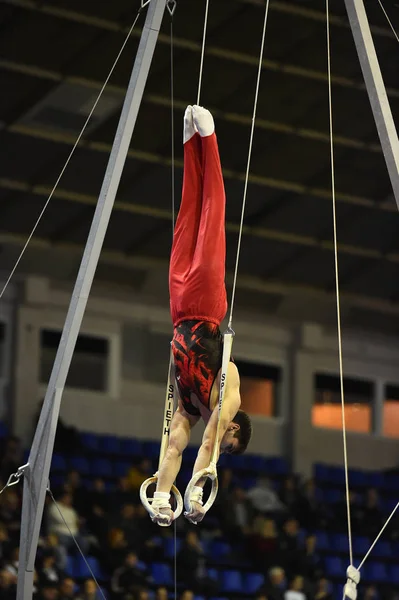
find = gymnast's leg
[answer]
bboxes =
[169,105,203,326]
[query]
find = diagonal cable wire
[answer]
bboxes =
[0,6,144,300]
[227,0,271,329]
[376,0,399,43]
[326,0,353,568]
[47,487,107,600]
[197,0,210,105]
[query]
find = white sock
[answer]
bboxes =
[192,105,215,137]
[183,105,196,144]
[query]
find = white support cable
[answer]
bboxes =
[376,0,399,43]
[227,0,271,329]
[358,499,399,570]
[326,0,353,568]
[0,7,144,300]
[197,0,210,106]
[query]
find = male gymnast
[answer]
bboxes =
[151,105,252,527]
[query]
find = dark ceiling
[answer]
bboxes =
[1,0,399,333]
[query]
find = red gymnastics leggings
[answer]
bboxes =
[169,132,228,327]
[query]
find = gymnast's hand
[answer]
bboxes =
[184,501,206,525]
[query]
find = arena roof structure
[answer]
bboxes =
[1,0,399,333]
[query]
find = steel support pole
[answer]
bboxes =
[344,0,399,209]
[16,1,166,598]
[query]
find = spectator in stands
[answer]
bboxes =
[40,534,67,572]
[335,491,363,535]
[112,478,137,511]
[249,517,280,570]
[177,531,218,597]
[127,459,152,492]
[0,568,17,600]
[37,582,59,600]
[180,591,194,600]
[47,491,89,554]
[296,480,329,530]
[313,578,333,600]
[359,585,378,600]
[284,576,307,600]
[64,471,88,515]
[0,489,21,539]
[154,587,168,600]
[298,535,323,580]
[279,476,301,517]
[0,521,11,562]
[58,577,76,600]
[106,528,129,572]
[111,504,138,548]
[279,519,302,575]
[362,488,383,538]
[259,566,286,600]
[247,477,286,516]
[4,545,19,579]
[38,550,62,588]
[220,486,254,540]
[135,589,150,600]
[76,579,102,600]
[111,551,151,599]
[86,480,109,545]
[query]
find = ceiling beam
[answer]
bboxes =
[4,121,395,215]
[2,230,399,317]
[2,0,399,98]
[0,58,382,154]
[1,174,399,266]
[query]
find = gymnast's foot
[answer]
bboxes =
[184,105,196,144]
[192,105,215,137]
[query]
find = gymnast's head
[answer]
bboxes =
[220,409,252,455]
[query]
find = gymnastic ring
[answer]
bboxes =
[140,476,183,526]
[184,465,219,517]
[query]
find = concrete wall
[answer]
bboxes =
[12,276,399,477]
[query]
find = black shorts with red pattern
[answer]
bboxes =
[171,320,226,416]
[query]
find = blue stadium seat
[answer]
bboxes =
[142,441,160,459]
[164,537,182,558]
[384,475,399,491]
[329,466,345,485]
[90,458,113,478]
[383,497,398,513]
[119,438,142,458]
[364,562,388,583]
[220,570,243,593]
[314,531,330,551]
[324,556,344,578]
[76,555,102,579]
[372,540,391,558]
[194,597,205,600]
[51,454,67,472]
[324,489,342,504]
[80,432,100,451]
[314,464,330,482]
[241,476,257,490]
[0,422,8,438]
[348,469,368,487]
[330,533,349,553]
[210,541,231,560]
[389,565,399,584]
[367,471,384,488]
[65,555,76,578]
[353,536,370,556]
[99,435,120,455]
[151,563,173,585]
[266,457,289,475]
[244,573,264,594]
[184,446,200,462]
[69,456,90,474]
[115,462,130,478]
[207,568,219,581]
[50,475,65,489]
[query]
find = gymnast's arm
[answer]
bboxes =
[155,406,200,495]
[193,362,241,478]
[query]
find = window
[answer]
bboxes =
[40,329,110,392]
[234,359,281,417]
[383,384,399,438]
[313,373,374,433]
